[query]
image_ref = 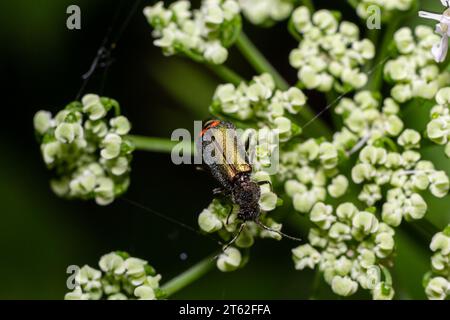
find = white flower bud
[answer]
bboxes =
[204,41,228,64]
[425,277,449,300]
[198,208,223,233]
[217,247,242,272]
[292,244,321,270]
[331,276,358,297]
[430,232,450,255]
[101,133,122,160]
[352,211,379,239]
[34,110,53,134]
[328,175,349,198]
[134,285,156,300]
[110,116,131,135]
[99,252,126,275]
[310,202,335,230]
[82,94,106,120]
[429,171,450,198]
[372,282,394,300]
[336,202,358,222]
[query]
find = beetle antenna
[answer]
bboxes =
[222,222,247,252]
[255,220,302,242]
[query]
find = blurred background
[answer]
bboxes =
[0,0,448,299]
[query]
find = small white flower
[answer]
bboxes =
[204,41,228,64]
[217,247,242,272]
[101,133,122,160]
[198,208,223,233]
[292,244,321,270]
[33,110,53,134]
[425,276,450,300]
[419,6,450,63]
[134,285,156,300]
[331,276,358,297]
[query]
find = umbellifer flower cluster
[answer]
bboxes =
[384,26,450,103]
[292,202,395,300]
[423,225,450,300]
[427,87,450,157]
[65,251,163,300]
[33,94,134,205]
[143,0,241,65]
[289,6,375,92]
[278,87,448,298]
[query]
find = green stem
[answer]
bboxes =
[366,22,398,91]
[236,32,289,90]
[366,1,419,91]
[309,268,321,300]
[347,0,358,9]
[161,255,216,297]
[207,64,244,86]
[363,29,381,73]
[404,219,440,245]
[127,135,194,155]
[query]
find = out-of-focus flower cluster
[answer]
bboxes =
[143,0,241,65]
[427,87,450,157]
[289,6,375,92]
[238,0,294,26]
[355,0,414,20]
[65,252,163,300]
[384,26,450,103]
[292,202,395,299]
[423,225,450,300]
[33,94,134,205]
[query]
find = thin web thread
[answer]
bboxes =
[121,197,224,246]
[73,0,224,250]
[302,55,391,130]
[75,0,144,100]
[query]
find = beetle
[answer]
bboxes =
[198,120,301,249]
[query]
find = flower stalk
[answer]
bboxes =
[128,135,195,155]
[236,32,289,90]
[207,64,244,86]
[161,255,217,297]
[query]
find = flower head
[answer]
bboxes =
[65,252,163,300]
[144,0,241,64]
[289,7,375,92]
[33,95,134,205]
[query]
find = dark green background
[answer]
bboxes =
[0,0,448,299]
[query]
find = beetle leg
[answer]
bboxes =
[225,205,233,226]
[222,222,246,252]
[212,187,226,195]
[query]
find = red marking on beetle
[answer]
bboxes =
[199,120,221,137]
